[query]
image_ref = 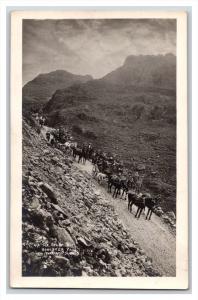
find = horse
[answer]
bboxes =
[119,176,129,200]
[108,174,122,198]
[122,177,135,199]
[107,174,116,193]
[72,147,82,161]
[50,137,55,147]
[79,145,88,164]
[144,194,157,220]
[87,144,94,160]
[72,144,88,164]
[128,191,145,218]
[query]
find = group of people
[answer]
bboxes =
[89,152,157,220]
[36,113,145,199]
[71,143,156,219]
[33,113,46,128]
[32,112,157,219]
[71,144,145,201]
[72,143,94,164]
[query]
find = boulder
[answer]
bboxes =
[68,249,80,258]
[55,256,70,267]
[60,219,71,227]
[155,209,163,217]
[94,247,111,264]
[167,211,176,220]
[30,208,53,228]
[51,156,59,165]
[128,243,138,254]
[51,203,68,218]
[110,260,120,269]
[77,236,90,248]
[136,164,146,171]
[27,252,41,265]
[28,176,37,186]
[39,182,58,204]
[145,266,160,277]
[83,266,93,276]
[29,197,41,210]
[71,268,82,276]
[114,269,121,276]
[52,225,76,248]
[43,149,50,155]
[162,215,172,224]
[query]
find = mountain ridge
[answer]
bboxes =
[22,69,93,111]
[23,53,176,113]
[101,53,176,89]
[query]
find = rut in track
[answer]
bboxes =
[75,160,176,277]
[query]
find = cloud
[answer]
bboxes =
[23,19,176,85]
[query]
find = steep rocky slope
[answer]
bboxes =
[22,119,160,277]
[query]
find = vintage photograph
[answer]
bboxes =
[10,11,188,289]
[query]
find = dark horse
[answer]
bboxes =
[73,147,82,162]
[144,195,157,220]
[128,191,145,218]
[80,145,89,164]
[108,175,122,198]
[128,191,156,220]
[73,145,88,164]
[119,176,129,200]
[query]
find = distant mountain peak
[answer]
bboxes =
[23,69,93,108]
[102,53,176,90]
[34,69,93,81]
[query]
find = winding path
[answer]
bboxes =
[75,160,176,277]
[40,124,176,276]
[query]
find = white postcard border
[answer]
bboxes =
[10,10,188,289]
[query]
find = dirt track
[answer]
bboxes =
[75,160,176,277]
[41,125,176,276]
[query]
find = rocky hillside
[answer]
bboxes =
[24,54,176,213]
[22,118,160,277]
[43,82,176,213]
[102,54,176,90]
[22,70,93,111]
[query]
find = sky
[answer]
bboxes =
[23,19,176,85]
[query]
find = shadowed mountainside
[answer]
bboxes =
[22,70,93,111]
[101,53,176,89]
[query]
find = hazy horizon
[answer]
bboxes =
[23,19,176,85]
